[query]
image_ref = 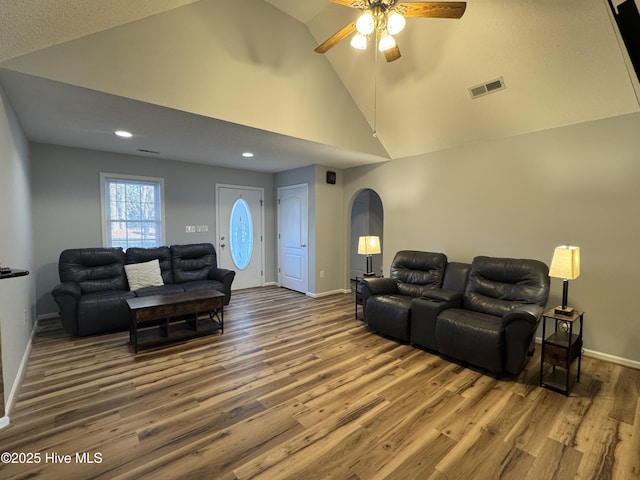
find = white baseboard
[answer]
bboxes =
[307,289,351,298]
[535,336,640,370]
[1,320,38,428]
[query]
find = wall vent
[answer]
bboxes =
[469,77,506,99]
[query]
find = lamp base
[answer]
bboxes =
[554,305,575,316]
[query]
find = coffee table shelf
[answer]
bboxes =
[127,290,224,353]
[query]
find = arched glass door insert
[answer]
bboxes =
[229,198,253,270]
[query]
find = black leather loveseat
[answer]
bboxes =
[52,243,235,336]
[361,251,550,376]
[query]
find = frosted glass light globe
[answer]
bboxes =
[356,12,375,35]
[387,12,406,35]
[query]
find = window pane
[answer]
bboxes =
[229,199,253,270]
[104,176,163,249]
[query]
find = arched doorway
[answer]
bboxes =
[350,189,384,281]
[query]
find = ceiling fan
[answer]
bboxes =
[315,0,466,62]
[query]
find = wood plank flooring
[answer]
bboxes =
[1,286,639,479]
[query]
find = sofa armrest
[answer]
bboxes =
[51,282,82,335]
[502,304,543,328]
[419,287,463,306]
[502,304,544,375]
[361,277,397,296]
[52,281,82,300]
[360,277,397,313]
[208,267,236,305]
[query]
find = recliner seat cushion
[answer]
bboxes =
[365,294,413,342]
[436,308,503,373]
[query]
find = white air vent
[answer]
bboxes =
[469,77,506,99]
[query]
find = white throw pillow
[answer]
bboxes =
[125,259,164,291]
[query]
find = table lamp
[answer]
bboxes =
[549,245,580,315]
[358,236,381,276]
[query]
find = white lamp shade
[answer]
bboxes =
[358,236,381,255]
[549,245,580,280]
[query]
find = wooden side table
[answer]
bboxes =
[540,308,584,395]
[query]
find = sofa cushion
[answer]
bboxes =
[77,290,135,336]
[58,247,127,293]
[125,246,174,284]
[365,294,413,342]
[181,279,225,294]
[171,243,218,283]
[390,251,447,290]
[436,308,503,373]
[124,259,164,291]
[463,256,550,317]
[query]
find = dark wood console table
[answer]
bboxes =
[126,290,224,353]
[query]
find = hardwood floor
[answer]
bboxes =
[1,286,639,479]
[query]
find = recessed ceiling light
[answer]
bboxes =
[242,152,254,158]
[115,130,133,138]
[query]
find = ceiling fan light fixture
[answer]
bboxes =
[387,12,406,35]
[378,33,396,52]
[350,33,368,50]
[356,11,375,35]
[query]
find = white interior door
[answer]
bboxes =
[278,184,308,294]
[216,185,264,290]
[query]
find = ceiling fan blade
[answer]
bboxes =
[399,2,467,19]
[314,21,357,54]
[329,0,360,7]
[384,45,402,63]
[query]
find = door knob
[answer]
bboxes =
[221,243,226,248]
[301,244,307,248]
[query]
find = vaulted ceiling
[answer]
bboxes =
[0,0,638,172]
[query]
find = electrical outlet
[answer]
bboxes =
[320,270,325,278]
[23,309,28,324]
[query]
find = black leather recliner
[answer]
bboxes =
[361,251,550,376]
[361,251,448,342]
[435,256,550,375]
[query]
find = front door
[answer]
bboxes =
[216,185,264,290]
[278,184,308,294]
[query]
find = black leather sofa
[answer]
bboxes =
[52,243,235,336]
[361,251,550,376]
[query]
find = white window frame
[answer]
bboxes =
[100,173,166,249]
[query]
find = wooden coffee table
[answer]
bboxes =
[126,290,224,352]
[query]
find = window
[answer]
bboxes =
[229,198,253,270]
[101,173,164,249]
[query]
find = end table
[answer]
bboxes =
[540,308,584,396]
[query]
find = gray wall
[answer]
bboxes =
[0,83,34,413]
[343,112,640,365]
[30,143,276,317]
